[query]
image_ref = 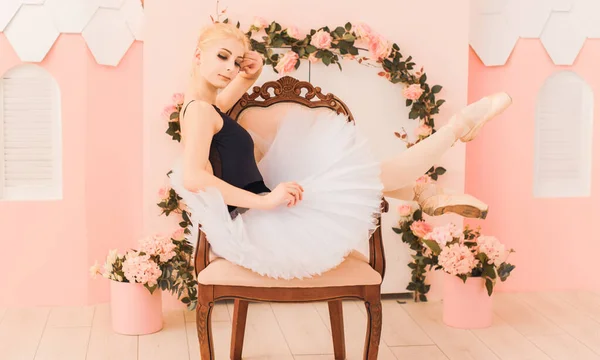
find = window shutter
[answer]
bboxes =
[0,65,62,200]
[533,71,593,198]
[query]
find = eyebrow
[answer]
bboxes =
[220,48,244,60]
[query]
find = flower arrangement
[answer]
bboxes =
[90,229,199,310]
[393,202,516,301]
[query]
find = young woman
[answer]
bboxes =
[169,22,512,280]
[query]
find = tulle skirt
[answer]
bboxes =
[169,108,384,280]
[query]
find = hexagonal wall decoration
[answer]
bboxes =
[505,0,553,38]
[82,8,134,66]
[570,0,600,38]
[540,12,586,65]
[99,0,125,9]
[469,12,518,66]
[551,0,573,11]
[0,0,21,31]
[4,4,59,62]
[43,0,100,33]
[471,0,507,14]
[120,0,144,41]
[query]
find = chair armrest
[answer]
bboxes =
[194,226,210,277]
[368,197,389,280]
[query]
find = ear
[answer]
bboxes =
[194,48,201,63]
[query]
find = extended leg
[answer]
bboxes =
[379,92,512,193]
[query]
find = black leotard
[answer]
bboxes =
[182,100,271,213]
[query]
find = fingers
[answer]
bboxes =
[284,182,304,207]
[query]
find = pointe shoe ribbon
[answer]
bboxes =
[456,92,512,142]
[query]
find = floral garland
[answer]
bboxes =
[159,17,452,302]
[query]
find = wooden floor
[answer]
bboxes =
[1,291,600,359]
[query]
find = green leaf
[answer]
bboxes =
[431,85,442,94]
[419,73,427,85]
[305,44,317,54]
[406,282,417,291]
[406,99,413,106]
[334,27,345,37]
[485,278,494,296]
[436,99,446,107]
[422,239,441,255]
[419,293,428,302]
[392,227,403,234]
[169,112,179,120]
[348,46,359,55]
[435,167,447,175]
[483,264,496,279]
[392,43,400,51]
[345,22,352,31]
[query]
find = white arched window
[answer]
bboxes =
[533,71,593,198]
[0,65,62,200]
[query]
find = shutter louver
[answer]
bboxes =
[0,65,61,200]
[533,71,593,198]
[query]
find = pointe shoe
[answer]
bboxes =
[413,183,489,219]
[455,92,512,142]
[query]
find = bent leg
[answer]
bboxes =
[379,125,458,192]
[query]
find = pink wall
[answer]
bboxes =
[0,34,143,307]
[466,39,600,292]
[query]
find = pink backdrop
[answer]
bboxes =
[466,40,600,292]
[0,34,143,307]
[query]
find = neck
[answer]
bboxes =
[186,75,219,105]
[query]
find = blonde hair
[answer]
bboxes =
[196,22,251,52]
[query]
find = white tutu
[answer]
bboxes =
[169,108,384,280]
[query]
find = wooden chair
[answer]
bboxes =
[193,76,389,360]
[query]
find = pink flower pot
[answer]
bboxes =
[110,280,163,335]
[442,273,493,329]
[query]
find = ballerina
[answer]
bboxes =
[169,22,512,280]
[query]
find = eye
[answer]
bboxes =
[234,62,241,68]
[217,54,227,60]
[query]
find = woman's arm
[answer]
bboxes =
[215,51,263,113]
[181,101,267,209]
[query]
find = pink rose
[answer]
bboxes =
[410,220,433,238]
[416,175,433,184]
[158,186,171,200]
[438,243,478,276]
[171,93,184,105]
[286,26,304,39]
[368,33,391,60]
[397,204,413,217]
[352,23,373,40]
[415,124,432,138]
[162,105,177,120]
[311,29,332,50]
[275,51,299,75]
[403,84,424,100]
[308,53,319,64]
[252,17,269,30]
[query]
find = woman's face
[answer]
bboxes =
[196,37,245,89]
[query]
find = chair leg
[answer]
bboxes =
[328,300,346,360]
[230,299,249,360]
[197,285,215,360]
[363,289,383,359]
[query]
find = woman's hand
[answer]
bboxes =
[239,51,263,80]
[259,182,304,210]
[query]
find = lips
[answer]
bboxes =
[219,74,231,81]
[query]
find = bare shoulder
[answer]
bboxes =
[182,100,223,134]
